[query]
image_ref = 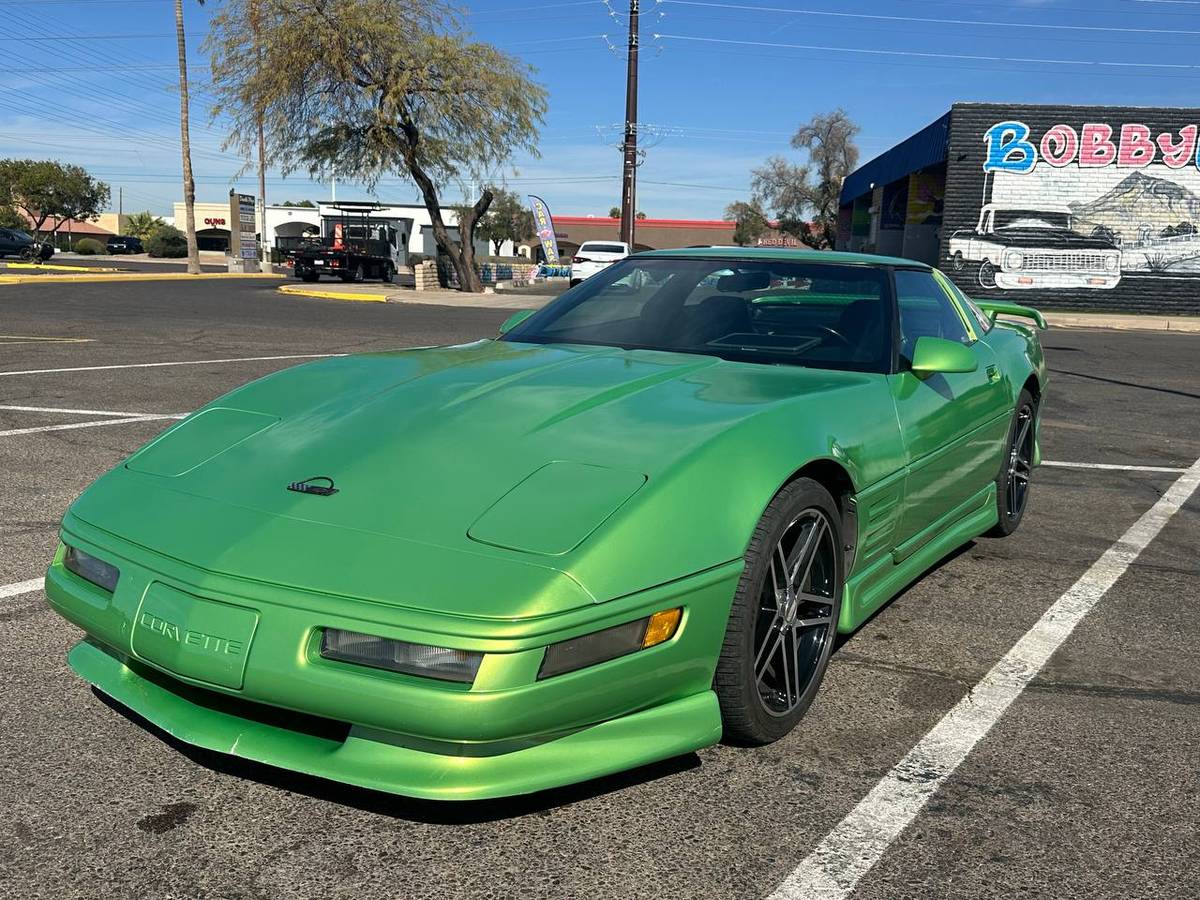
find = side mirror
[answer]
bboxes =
[910,336,978,378]
[498,309,535,335]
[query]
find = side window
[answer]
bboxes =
[895,269,970,364]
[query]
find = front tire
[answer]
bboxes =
[952,250,965,271]
[714,478,843,745]
[987,389,1036,537]
[978,259,997,289]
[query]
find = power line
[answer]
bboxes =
[659,1,1200,37]
[654,32,1200,72]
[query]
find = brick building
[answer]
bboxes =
[838,102,1200,313]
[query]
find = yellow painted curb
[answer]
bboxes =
[2,262,123,273]
[277,284,389,303]
[0,272,285,285]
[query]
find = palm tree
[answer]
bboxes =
[174,0,203,274]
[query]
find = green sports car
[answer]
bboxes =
[46,248,1047,801]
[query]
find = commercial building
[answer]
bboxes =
[838,102,1200,313]
[526,216,736,258]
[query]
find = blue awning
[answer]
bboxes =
[840,111,951,206]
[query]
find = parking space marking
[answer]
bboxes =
[0,577,43,600]
[0,353,343,377]
[0,405,175,418]
[769,454,1200,900]
[0,415,182,438]
[1043,460,1189,474]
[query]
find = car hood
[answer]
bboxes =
[992,228,1117,250]
[69,340,874,614]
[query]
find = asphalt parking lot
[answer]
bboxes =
[1,279,1197,900]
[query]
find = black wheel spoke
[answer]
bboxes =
[753,508,838,717]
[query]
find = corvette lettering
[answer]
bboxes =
[137,611,244,656]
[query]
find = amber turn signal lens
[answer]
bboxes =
[642,607,682,648]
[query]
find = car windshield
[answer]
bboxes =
[503,257,892,372]
[995,210,1070,230]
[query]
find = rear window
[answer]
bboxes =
[579,243,627,254]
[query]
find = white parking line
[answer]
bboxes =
[0,415,182,438]
[0,577,44,599]
[0,404,172,417]
[769,454,1200,900]
[0,353,343,377]
[1043,460,1188,474]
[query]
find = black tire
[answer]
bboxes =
[382,263,394,283]
[714,478,843,745]
[352,263,365,283]
[978,259,997,289]
[569,279,582,287]
[952,251,965,271]
[299,269,318,283]
[987,389,1037,537]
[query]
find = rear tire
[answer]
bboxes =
[714,478,843,745]
[987,389,1036,537]
[382,263,394,283]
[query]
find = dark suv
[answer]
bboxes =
[0,228,52,260]
[106,235,144,254]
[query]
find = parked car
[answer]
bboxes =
[0,227,52,261]
[46,248,1047,801]
[106,235,144,255]
[570,240,630,286]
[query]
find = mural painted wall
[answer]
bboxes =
[943,103,1200,313]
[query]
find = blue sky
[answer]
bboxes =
[4,0,1200,219]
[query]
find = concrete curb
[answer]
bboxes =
[0,272,285,285]
[276,284,392,303]
[1041,312,1200,333]
[1,262,123,273]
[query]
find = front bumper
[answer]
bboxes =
[46,524,737,800]
[996,270,1120,290]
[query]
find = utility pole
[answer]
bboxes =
[619,0,639,248]
[252,0,267,272]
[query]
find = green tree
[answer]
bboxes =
[125,210,165,241]
[475,187,534,255]
[608,206,620,218]
[737,109,859,250]
[207,0,548,292]
[724,199,770,246]
[0,159,110,237]
[174,0,204,274]
[0,205,25,229]
[281,199,317,207]
[635,210,647,220]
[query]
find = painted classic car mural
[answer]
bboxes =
[948,202,1122,290]
[949,117,1200,295]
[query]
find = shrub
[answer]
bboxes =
[74,238,105,255]
[146,224,188,258]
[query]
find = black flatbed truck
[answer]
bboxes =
[289,210,400,283]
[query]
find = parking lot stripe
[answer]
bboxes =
[0,353,343,377]
[0,415,182,438]
[1043,460,1188,474]
[0,405,174,417]
[769,454,1200,900]
[0,577,43,600]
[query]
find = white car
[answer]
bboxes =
[570,240,630,286]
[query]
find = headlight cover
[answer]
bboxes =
[63,545,120,593]
[320,628,483,684]
[539,608,682,679]
[1004,251,1023,270]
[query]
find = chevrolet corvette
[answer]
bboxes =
[46,248,1047,800]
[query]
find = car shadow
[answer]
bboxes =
[831,539,979,654]
[91,688,700,824]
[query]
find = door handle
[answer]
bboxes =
[986,365,1001,382]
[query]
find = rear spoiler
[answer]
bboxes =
[973,300,1048,330]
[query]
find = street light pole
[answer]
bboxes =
[619,0,639,248]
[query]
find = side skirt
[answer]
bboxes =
[838,483,998,633]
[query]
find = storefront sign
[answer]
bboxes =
[984,121,1200,174]
[228,191,259,261]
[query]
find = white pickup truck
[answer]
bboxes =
[948,204,1121,290]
